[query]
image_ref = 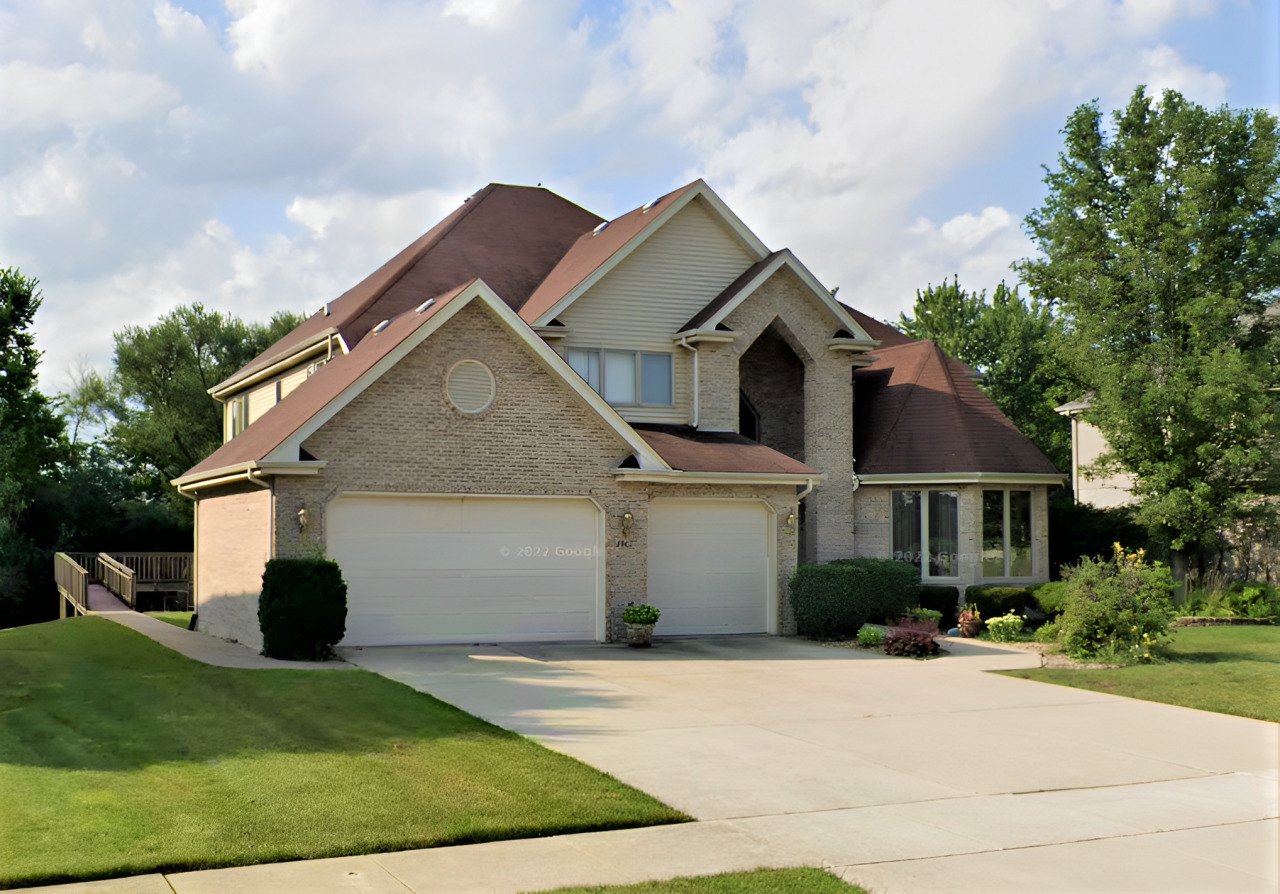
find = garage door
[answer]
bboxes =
[327,495,601,646]
[647,499,772,635]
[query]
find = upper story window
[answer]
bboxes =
[982,489,1033,577]
[229,393,249,439]
[892,489,959,579]
[566,349,673,406]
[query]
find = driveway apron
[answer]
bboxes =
[341,636,1278,894]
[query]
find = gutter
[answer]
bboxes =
[172,461,327,495]
[613,469,823,487]
[208,329,341,399]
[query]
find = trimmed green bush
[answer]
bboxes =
[258,558,348,660]
[856,625,885,647]
[918,585,961,627]
[1029,581,1070,618]
[790,559,920,640]
[965,585,1031,621]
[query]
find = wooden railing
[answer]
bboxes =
[97,553,137,610]
[54,552,89,617]
[107,552,192,592]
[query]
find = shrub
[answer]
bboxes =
[1057,544,1175,663]
[1028,581,1069,618]
[1032,618,1060,644]
[884,618,940,657]
[908,606,943,624]
[258,558,348,660]
[985,612,1025,643]
[917,585,961,627]
[856,625,885,647]
[965,585,1031,621]
[622,603,661,625]
[790,559,920,640]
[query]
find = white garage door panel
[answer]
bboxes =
[648,499,770,636]
[328,496,600,646]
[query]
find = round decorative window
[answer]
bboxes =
[445,360,496,414]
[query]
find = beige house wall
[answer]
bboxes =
[270,300,800,641]
[195,483,273,649]
[852,483,1051,592]
[222,360,320,442]
[1072,417,1137,509]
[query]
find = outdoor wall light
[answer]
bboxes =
[785,510,796,533]
[621,511,634,536]
[297,507,309,533]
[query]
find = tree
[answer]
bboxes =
[1018,87,1280,562]
[0,268,68,627]
[109,305,305,490]
[897,278,1074,471]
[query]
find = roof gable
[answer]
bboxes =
[853,340,1060,477]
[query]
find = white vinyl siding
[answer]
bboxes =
[222,360,318,441]
[558,197,758,424]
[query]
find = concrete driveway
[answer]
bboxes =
[342,636,1278,894]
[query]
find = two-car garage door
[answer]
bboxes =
[328,495,601,646]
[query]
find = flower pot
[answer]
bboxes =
[958,618,981,638]
[625,622,655,647]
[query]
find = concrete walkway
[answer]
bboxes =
[17,635,1279,893]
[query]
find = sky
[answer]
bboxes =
[3,0,1278,394]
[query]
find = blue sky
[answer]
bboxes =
[2,0,1277,392]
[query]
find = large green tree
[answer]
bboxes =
[1019,87,1280,561]
[110,304,304,491]
[898,278,1074,471]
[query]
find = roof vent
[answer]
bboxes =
[372,319,390,335]
[416,298,436,314]
[322,303,330,316]
[591,221,609,236]
[642,198,659,211]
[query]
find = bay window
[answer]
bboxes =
[567,349,673,406]
[892,489,959,578]
[982,489,1033,577]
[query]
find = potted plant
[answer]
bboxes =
[957,604,982,638]
[622,602,661,647]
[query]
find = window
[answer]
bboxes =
[566,349,673,406]
[892,490,959,578]
[982,490,1033,577]
[229,393,250,439]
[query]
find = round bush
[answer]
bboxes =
[985,612,1024,643]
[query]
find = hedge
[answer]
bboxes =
[258,557,348,660]
[964,585,1031,620]
[1028,581,1069,618]
[790,558,920,640]
[917,585,961,628]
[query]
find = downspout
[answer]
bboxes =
[677,337,698,428]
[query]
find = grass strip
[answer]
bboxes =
[534,867,866,893]
[0,617,687,888]
[1000,625,1280,722]
[143,611,194,628]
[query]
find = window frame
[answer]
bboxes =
[891,488,961,580]
[981,488,1034,579]
[565,348,674,407]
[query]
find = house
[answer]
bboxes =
[1054,397,1137,509]
[174,180,1063,649]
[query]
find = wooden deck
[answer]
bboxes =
[56,551,193,617]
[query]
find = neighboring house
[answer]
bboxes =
[174,180,1063,649]
[1054,397,1138,509]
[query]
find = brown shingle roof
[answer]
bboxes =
[217,184,602,392]
[840,305,915,348]
[633,425,817,475]
[853,339,1060,476]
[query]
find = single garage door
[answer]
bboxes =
[327,495,602,646]
[647,499,772,635]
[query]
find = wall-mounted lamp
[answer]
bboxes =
[297,507,309,533]
[621,511,634,537]
[784,509,796,534]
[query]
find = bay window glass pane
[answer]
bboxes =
[982,490,1006,577]
[603,351,636,403]
[567,349,600,391]
[928,490,959,577]
[891,491,921,566]
[1009,490,1033,576]
[640,353,673,405]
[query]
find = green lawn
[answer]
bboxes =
[143,610,194,628]
[0,618,687,888]
[536,868,866,893]
[1001,625,1280,722]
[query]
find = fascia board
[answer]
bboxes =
[531,181,770,327]
[209,328,341,398]
[857,472,1067,485]
[171,460,327,490]
[699,250,878,348]
[614,469,822,486]
[265,282,671,472]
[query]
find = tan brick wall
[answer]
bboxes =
[724,267,856,563]
[695,341,739,431]
[195,483,272,649]
[268,300,799,640]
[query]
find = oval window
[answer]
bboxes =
[445,360,496,414]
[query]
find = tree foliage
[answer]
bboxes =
[110,304,305,489]
[1019,87,1280,554]
[898,277,1074,471]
